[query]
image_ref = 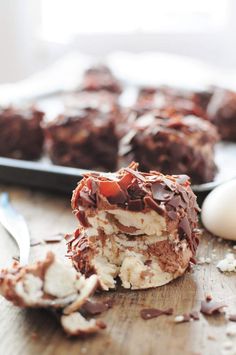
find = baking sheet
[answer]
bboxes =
[0,141,236,193]
[0,52,236,193]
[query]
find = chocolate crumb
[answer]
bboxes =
[205,294,213,302]
[140,307,173,320]
[200,300,227,315]
[229,314,236,322]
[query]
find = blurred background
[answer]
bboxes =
[1,0,236,83]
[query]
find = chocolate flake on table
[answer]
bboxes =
[200,300,227,315]
[82,299,113,315]
[140,307,173,320]
[229,314,236,322]
[119,112,219,184]
[30,233,64,247]
[43,233,64,243]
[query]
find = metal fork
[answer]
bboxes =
[0,193,30,265]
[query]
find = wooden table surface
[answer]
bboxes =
[0,185,235,355]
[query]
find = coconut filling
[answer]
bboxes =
[83,209,192,290]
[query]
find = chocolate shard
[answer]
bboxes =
[167,195,181,208]
[124,167,146,182]
[82,300,109,315]
[179,216,191,238]
[140,307,173,320]
[144,195,165,215]
[43,233,64,243]
[200,300,227,315]
[229,314,236,322]
[107,191,127,204]
[167,210,178,220]
[175,175,190,185]
[151,182,175,202]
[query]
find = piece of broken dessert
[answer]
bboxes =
[67,163,200,290]
[0,252,106,336]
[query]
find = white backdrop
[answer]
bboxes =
[1,0,236,83]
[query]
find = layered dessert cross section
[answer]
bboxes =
[67,163,200,290]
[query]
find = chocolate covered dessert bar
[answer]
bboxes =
[119,113,219,184]
[207,88,236,141]
[81,65,122,94]
[136,86,211,119]
[67,163,200,290]
[0,106,44,160]
[45,108,119,171]
[64,90,119,113]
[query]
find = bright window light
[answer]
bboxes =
[41,0,230,42]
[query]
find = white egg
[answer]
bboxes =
[201,179,236,241]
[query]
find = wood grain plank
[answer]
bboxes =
[0,185,235,355]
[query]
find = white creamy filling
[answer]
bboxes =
[92,256,119,290]
[119,252,175,289]
[15,274,44,303]
[88,234,190,290]
[44,259,78,298]
[87,209,166,237]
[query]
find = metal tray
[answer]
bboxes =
[0,141,235,194]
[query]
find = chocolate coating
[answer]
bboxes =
[71,163,200,255]
[119,114,219,184]
[45,108,119,171]
[207,88,236,141]
[0,106,44,160]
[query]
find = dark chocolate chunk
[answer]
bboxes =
[200,300,227,315]
[140,307,173,320]
[127,182,146,199]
